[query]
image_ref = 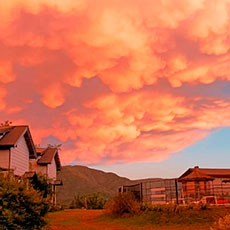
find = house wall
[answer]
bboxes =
[48,157,57,180]
[11,135,30,176]
[30,159,47,175]
[0,149,10,169]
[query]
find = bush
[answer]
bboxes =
[87,193,107,209]
[70,193,108,209]
[69,195,84,209]
[211,215,230,230]
[140,203,208,214]
[0,173,51,230]
[49,204,64,212]
[30,174,52,198]
[105,192,140,216]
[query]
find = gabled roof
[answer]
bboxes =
[52,180,63,186]
[23,171,37,179]
[36,147,61,171]
[178,168,213,181]
[198,169,230,178]
[178,166,230,181]
[36,148,46,156]
[0,125,37,158]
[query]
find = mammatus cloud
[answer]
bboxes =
[0,0,230,164]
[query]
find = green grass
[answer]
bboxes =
[98,207,230,228]
[47,211,81,227]
[59,217,81,226]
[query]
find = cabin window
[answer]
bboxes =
[0,130,9,140]
[0,132,6,140]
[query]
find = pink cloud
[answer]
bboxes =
[0,87,7,111]
[0,0,230,164]
[57,91,230,164]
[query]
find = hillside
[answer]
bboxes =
[56,165,134,205]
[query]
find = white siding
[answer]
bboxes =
[30,158,47,175]
[11,135,30,176]
[0,149,10,169]
[48,158,57,180]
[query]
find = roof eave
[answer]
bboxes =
[54,150,61,171]
[37,162,51,165]
[178,168,193,180]
[24,128,37,159]
[0,145,14,149]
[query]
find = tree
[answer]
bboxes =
[30,173,52,198]
[0,120,12,127]
[0,173,50,230]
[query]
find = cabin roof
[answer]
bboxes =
[52,180,63,186]
[0,125,37,158]
[198,168,230,177]
[178,166,230,181]
[178,168,213,181]
[36,147,61,171]
[23,171,37,179]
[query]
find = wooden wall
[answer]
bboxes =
[48,157,57,180]
[0,149,9,169]
[11,135,29,176]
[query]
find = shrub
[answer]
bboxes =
[0,173,51,230]
[30,174,52,198]
[105,192,140,216]
[211,215,230,230]
[69,195,84,209]
[86,193,108,209]
[49,204,64,212]
[70,193,108,209]
[140,203,208,214]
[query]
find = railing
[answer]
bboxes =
[120,180,230,205]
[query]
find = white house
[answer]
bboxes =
[30,147,61,180]
[0,124,62,205]
[0,125,37,176]
[30,146,62,204]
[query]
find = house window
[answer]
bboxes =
[0,130,9,140]
[0,132,6,140]
[0,133,4,140]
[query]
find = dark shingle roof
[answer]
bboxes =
[52,180,63,186]
[0,125,37,158]
[23,171,37,179]
[36,147,46,156]
[0,126,26,146]
[36,147,61,171]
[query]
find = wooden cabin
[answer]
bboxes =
[30,147,62,205]
[0,124,63,205]
[178,166,230,203]
[30,147,61,180]
[0,125,37,176]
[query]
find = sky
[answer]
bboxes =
[0,0,230,178]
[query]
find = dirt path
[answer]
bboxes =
[48,209,211,230]
[48,209,132,230]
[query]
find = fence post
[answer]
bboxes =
[175,179,179,205]
[140,183,143,202]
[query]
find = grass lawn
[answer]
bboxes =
[48,208,230,230]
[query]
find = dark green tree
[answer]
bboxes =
[30,173,52,198]
[0,173,50,230]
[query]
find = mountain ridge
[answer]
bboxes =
[56,165,165,205]
[56,165,134,204]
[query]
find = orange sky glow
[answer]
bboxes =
[0,0,230,165]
